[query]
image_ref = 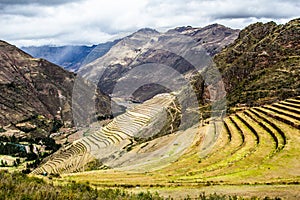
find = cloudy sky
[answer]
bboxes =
[0,0,299,47]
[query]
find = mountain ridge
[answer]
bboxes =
[21,24,239,73]
[78,24,239,102]
[0,40,111,139]
[21,40,119,72]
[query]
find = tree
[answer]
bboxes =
[1,160,7,167]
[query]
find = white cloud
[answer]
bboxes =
[0,0,299,46]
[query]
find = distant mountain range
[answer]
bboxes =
[21,24,239,76]
[21,40,119,72]
[79,24,239,102]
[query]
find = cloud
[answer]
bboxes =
[0,0,299,46]
[207,0,299,20]
[0,0,82,6]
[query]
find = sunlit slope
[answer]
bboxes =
[32,93,181,174]
[64,96,300,186]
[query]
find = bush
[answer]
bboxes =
[0,170,165,200]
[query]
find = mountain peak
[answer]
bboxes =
[167,25,198,34]
[136,28,159,34]
[173,25,194,32]
[202,23,226,29]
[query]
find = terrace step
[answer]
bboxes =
[32,93,180,174]
[248,109,286,150]
[279,101,300,109]
[255,107,300,129]
[272,103,300,115]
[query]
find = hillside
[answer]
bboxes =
[0,170,256,200]
[215,18,300,108]
[0,40,111,139]
[32,93,181,174]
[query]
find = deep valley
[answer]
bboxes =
[0,18,299,199]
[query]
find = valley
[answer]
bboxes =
[0,18,299,199]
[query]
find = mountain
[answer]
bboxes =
[21,40,118,72]
[168,23,239,56]
[0,40,111,139]
[78,24,239,103]
[215,18,300,108]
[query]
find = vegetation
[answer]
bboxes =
[0,127,6,133]
[214,19,300,108]
[0,170,283,200]
[0,142,27,158]
[0,135,61,170]
[0,170,162,200]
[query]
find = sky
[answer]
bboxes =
[0,0,299,47]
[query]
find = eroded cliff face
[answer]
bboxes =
[0,40,111,139]
[215,19,300,107]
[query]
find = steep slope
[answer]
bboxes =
[21,40,118,72]
[215,18,300,108]
[0,40,110,139]
[78,25,239,101]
